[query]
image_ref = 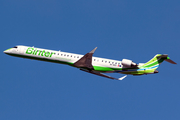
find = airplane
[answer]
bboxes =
[3,45,176,80]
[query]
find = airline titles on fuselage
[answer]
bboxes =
[25,47,121,67]
[26,47,54,57]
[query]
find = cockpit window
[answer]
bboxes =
[13,46,18,48]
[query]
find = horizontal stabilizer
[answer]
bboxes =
[157,54,177,64]
[159,54,177,64]
[165,59,177,64]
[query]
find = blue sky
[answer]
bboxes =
[1,0,180,119]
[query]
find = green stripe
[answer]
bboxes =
[93,66,116,71]
[141,54,165,68]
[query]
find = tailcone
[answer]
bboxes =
[154,70,159,73]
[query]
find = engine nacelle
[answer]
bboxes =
[121,59,137,68]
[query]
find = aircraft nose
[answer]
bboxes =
[3,50,8,54]
[3,48,12,54]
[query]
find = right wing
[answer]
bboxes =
[80,69,127,80]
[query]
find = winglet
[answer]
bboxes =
[89,47,97,53]
[118,75,127,80]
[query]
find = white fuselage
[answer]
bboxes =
[5,45,164,80]
[4,45,123,69]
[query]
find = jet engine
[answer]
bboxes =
[121,59,137,68]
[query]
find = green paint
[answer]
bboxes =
[93,66,115,71]
[26,48,34,54]
[45,52,50,57]
[25,47,54,58]
[38,50,42,55]
[41,50,45,56]
[141,54,165,68]
[7,53,73,65]
[33,49,37,55]
[34,49,38,55]
[50,52,54,57]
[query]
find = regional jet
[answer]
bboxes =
[4,45,176,80]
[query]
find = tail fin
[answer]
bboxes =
[140,54,176,68]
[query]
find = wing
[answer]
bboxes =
[74,47,97,70]
[80,69,127,80]
[74,47,127,80]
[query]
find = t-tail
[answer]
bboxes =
[138,54,176,74]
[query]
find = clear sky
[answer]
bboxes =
[1,0,180,120]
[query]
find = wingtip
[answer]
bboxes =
[89,47,97,53]
[118,75,127,80]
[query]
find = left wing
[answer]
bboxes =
[80,69,127,80]
[74,47,97,70]
[74,47,127,80]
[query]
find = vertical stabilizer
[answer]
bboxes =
[140,54,176,68]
